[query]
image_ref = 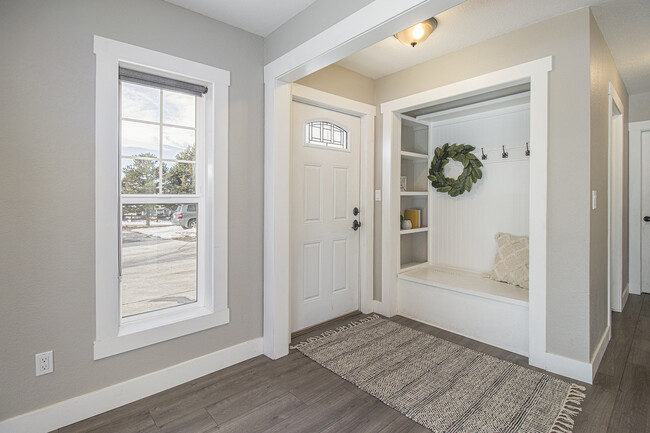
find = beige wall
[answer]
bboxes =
[0,0,264,421]
[296,65,375,106]
[630,91,650,122]
[588,10,630,357]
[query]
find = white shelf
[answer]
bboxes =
[401,150,428,161]
[401,191,428,196]
[399,261,428,273]
[400,227,429,235]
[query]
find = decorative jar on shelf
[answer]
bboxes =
[402,219,412,230]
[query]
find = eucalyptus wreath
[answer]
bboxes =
[428,143,483,197]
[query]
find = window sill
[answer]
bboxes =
[94,308,230,360]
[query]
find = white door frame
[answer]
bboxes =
[290,83,376,331]
[262,0,464,359]
[629,120,650,294]
[379,57,552,369]
[608,82,626,313]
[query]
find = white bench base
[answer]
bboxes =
[397,265,529,356]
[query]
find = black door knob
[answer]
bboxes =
[644,216,650,222]
[353,207,359,216]
[352,220,361,231]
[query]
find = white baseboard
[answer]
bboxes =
[545,325,610,384]
[371,300,390,317]
[590,325,611,380]
[545,352,593,384]
[0,338,263,433]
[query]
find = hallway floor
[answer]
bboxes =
[56,294,650,433]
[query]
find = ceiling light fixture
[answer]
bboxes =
[394,18,438,48]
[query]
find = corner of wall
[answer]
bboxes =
[586,7,630,360]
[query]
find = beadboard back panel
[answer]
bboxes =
[429,106,530,273]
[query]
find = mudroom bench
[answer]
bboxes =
[397,265,529,356]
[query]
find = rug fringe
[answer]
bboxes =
[290,314,381,349]
[548,384,586,433]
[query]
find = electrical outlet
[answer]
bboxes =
[35,351,53,376]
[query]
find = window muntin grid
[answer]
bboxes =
[120,82,197,195]
[305,121,348,149]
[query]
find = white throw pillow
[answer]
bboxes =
[489,232,529,289]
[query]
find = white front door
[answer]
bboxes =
[291,101,361,332]
[642,130,650,293]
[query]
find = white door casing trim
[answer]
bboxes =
[629,120,650,295]
[379,56,552,370]
[291,84,376,330]
[262,0,464,359]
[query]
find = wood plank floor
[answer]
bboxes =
[56,294,650,433]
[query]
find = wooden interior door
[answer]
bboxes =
[291,101,361,332]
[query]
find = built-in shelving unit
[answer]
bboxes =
[399,117,430,272]
[381,59,552,369]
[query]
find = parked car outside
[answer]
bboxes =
[171,204,197,229]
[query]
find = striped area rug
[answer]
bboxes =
[292,315,585,433]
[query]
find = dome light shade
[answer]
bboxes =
[394,18,438,47]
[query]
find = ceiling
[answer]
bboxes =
[164,0,317,37]
[336,0,650,95]
[164,0,650,95]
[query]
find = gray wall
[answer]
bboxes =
[630,91,650,122]
[263,0,375,65]
[588,10,630,357]
[0,0,264,421]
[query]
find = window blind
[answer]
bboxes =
[119,67,208,97]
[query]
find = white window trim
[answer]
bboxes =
[94,35,230,359]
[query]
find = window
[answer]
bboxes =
[119,75,200,318]
[305,121,348,149]
[94,36,230,359]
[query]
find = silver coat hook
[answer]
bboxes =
[481,148,487,160]
[502,145,508,159]
[525,142,530,156]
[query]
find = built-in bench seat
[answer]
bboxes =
[397,264,529,356]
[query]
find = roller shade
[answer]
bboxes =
[119,67,208,97]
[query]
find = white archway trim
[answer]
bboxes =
[379,56,552,370]
[263,0,464,359]
[629,120,650,295]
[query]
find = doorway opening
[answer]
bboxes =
[608,82,625,314]
[289,84,377,335]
